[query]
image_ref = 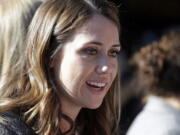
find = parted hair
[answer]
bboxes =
[132,29,180,97]
[0,0,121,135]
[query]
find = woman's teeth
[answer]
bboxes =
[87,81,106,88]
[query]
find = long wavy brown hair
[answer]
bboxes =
[0,0,121,135]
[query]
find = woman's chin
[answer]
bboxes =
[84,101,103,109]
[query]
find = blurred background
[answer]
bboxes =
[117,0,180,56]
[111,0,180,134]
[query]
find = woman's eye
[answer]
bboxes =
[109,50,120,57]
[84,48,97,55]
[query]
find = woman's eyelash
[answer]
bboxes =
[84,48,97,55]
[82,47,120,57]
[109,50,121,57]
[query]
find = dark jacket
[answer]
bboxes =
[0,111,37,135]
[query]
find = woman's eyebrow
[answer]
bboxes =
[112,44,121,48]
[85,41,121,47]
[85,41,103,46]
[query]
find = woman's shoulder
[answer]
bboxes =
[0,111,37,135]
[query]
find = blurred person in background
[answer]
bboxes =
[127,28,180,135]
[0,0,42,134]
[0,0,41,89]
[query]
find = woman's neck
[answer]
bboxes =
[60,96,81,134]
[61,96,81,121]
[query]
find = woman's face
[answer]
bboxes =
[53,14,120,109]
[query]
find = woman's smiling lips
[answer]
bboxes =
[86,80,109,94]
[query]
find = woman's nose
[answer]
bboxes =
[95,56,110,74]
[96,65,108,73]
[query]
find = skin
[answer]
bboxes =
[53,14,121,121]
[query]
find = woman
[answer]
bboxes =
[127,29,180,135]
[0,0,121,135]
